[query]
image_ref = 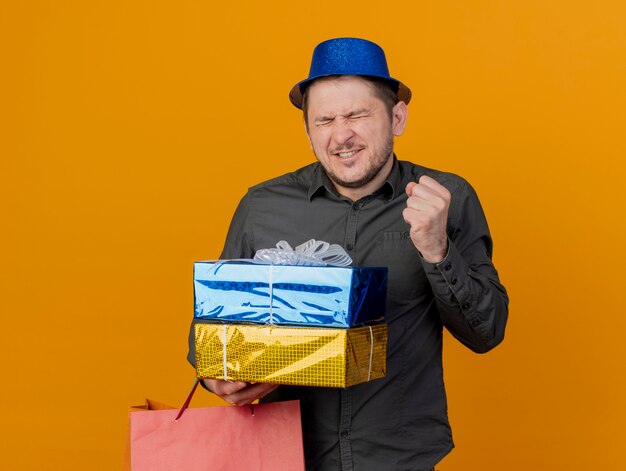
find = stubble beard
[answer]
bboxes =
[317,135,395,189]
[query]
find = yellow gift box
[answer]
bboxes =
[194,323,387,388]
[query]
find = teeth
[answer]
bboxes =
[338,151,357,158]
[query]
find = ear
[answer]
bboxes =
[303,119,313,150]
[391,101,408,136]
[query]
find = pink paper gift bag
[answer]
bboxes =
[129,400,305,471]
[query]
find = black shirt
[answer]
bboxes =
[188,157,508,471]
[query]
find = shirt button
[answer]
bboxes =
[451,277,457,285]
[353,203,361,211]
[462,302,470,310]
[340,430,349,438]
[471,319,480,327]
[346,244,354,251]
[444,262,452,271]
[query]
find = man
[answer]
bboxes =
[188,38,508,471]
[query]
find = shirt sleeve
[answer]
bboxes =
[187,191,255,368]
[420,179,509,353]
[219,191,255,259]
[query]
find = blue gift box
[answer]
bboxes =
[194,261,387,327]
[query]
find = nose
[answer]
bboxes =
[331,120,355,150]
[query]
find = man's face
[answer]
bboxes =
[305,76,407,199]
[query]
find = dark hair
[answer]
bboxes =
[302,75,400,128]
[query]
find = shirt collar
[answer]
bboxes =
[307,155,402,202]
[381,155,401,201]
[307,165,334,201]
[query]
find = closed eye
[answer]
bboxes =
[315,118,334,127]
[346,109,372,121]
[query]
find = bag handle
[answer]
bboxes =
[175,377,256,420]
[175,378,201,420]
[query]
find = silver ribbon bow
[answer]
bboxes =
[253,239,352,267]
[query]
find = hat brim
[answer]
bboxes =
[289,75,411,110]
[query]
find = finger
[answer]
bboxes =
[236,384,279,406]
[405,181,417,197]
[403,207,422,228]
[409,182,435,199]
[256,384,279,400]
[204,379,249,396]
[408,179,448,203]
[402,207,429,229]
[418,175,450,199]
[225,383,279,406]
[406,196,436,212]
[223,383,272,405]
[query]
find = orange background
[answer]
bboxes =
[1,1,625,469]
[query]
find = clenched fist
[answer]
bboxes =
[403,175,451,263]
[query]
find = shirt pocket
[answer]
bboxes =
[381,231,427,301]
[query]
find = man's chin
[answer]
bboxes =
[328,172,375,189]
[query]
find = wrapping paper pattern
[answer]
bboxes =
[194,261,387,328]
[194,323,387,388]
